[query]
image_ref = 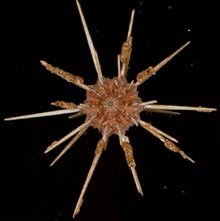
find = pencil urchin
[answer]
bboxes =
[5,0,216,218]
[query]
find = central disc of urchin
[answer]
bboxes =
[80,76,144,136]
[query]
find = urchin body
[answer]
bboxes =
[4,0,216,218]
[82,77,143,136]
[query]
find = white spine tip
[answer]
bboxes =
[40,60,47,66]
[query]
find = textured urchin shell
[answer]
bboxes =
[80,76,144,136]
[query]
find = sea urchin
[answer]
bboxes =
[4,0,216,218]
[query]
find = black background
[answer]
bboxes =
[1,0,220,220]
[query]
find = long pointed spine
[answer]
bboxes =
[75,0,103,82]
[72,138,106,218]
